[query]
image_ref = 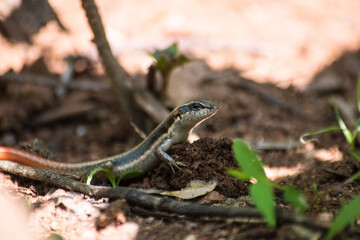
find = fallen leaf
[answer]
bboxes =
[160,180,218,199]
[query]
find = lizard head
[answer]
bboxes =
[173,99,218,133]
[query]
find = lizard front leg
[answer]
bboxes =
[154,138,186,173]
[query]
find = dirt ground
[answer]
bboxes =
[1,1,360,240]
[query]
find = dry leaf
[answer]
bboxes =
[160,180,218,199]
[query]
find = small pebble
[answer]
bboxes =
[76,125,86,136]
[183,234,196,240]
[145,217,155,224]
[316,212,333,223]
[185,222,198,231]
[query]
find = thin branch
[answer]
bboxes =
[0,71,110,92]
[246,140,302,151]
[80,0,141,125]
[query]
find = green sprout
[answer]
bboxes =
[302,74,360,183]
[86,168,141,187]
[227,139,308,228]
[301,74,360,239]
[312,182,318,194]
[150,43,190,101]
[311,182,326,198]
[301,102,359,152]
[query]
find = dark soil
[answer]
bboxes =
[148,137,248,197]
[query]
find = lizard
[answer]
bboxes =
[0,99,218,181]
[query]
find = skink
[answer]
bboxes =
[0,99,218,180]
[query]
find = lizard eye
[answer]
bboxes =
[191,103,201,110]
[177,112,182,119]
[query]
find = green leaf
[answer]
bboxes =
[344,171,360,184]
[250,181,276,228]
[351,128,358,142]
[356,117,360,133]
[300,126,341,143]
[150,43,191,86]
[86,168,116,187]
[334,103,353,147]
[326,195,360,239]
[283,186,308,212]
[151,43,179,61]
[176,54,190,65]
[156,56,171,73]
[46,234,64,240]
[151,49,165,61]
[167,43,178,56]
[226,168,252,181]
[312,182,318,193]
[232,139,267,182]
[350,151,360,163]
[116,169,142,186]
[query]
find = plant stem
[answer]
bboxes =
[81,0,142,126]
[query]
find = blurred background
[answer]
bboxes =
[1,0,360,90]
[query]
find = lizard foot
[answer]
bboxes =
[169,160,187,173]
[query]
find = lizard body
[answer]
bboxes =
[0,99,218,180]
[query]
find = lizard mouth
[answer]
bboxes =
[196,106,218,121]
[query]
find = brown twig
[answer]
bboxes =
[0,161,328,233]
[30,102,101,126]
[81,0,171,128]
[246,140,302,151]
[0,71,110,92]
[80,0,145,128]
[146,64,158,95]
